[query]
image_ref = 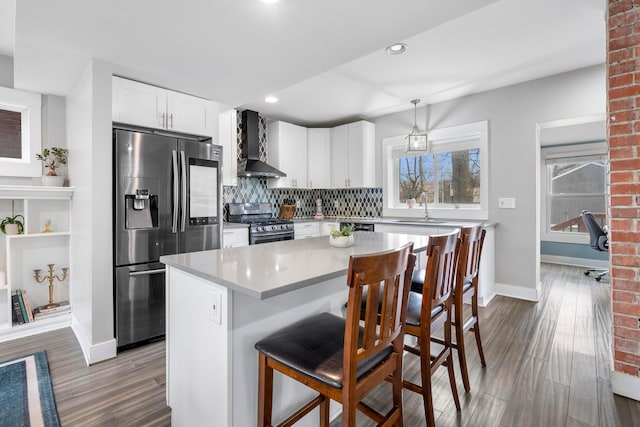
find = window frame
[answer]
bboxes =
[540,141,606,244]
[0,86,42,177]
[382,120,488,220]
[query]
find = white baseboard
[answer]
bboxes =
[494,282,540,302]
[541,255,609,270]
[464,292,497,307]
[612,371,640,401]
[71,314,117,366]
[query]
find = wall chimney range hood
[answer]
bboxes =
[237,110,286,178]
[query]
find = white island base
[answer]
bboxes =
[167,267,347,427]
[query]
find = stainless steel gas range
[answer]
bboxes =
[227,202,294,244]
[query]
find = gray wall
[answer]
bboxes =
[0,55,13,88]
[373,64,606,292]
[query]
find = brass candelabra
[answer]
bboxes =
[33,264,69,309]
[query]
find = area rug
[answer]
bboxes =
[0,351,61,427]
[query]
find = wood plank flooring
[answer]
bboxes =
[0,263,639,426]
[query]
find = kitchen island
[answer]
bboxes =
[160,231,431,427]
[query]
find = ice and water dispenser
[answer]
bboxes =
[124,189,158,230]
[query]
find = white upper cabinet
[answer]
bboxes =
[267,121,308,189]
[330,121,375,188]
[112,76,218,137]
[218,109,238,187]
[307,128,331,189]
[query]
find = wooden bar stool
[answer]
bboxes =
[411,225,487,393]
[404,230,461,427]
[255,243,416,427]
[453,225,487,392]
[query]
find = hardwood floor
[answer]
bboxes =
[0,263,639,426]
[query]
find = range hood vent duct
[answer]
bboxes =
[237,110,286,179]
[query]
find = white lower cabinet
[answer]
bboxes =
[222,227,249,248]
[294,222,321,239]
[321,222,340,236]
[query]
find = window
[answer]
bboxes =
[0,87,42,177]
[541,142,606,243]
[383,121,488,219]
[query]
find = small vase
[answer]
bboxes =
[42,175,65,187]
[4,224,19,235]
[329,234,354,248]
[407,198,416,208]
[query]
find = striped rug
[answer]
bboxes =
[0,351,60,427]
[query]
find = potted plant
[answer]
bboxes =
[329,223,355,248]
[1,214,24,235]
[405,190,417,208]
[36,147,68,186]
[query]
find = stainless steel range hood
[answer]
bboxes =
[237,110,286,178]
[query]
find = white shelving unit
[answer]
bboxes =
[0,185,74,341]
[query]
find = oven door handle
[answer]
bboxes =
[129,268,166,277]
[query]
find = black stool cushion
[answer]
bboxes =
[411,269,425,293]
[406,291,444,327]
[255,312,392,389]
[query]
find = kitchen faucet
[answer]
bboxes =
[421,192,429,219]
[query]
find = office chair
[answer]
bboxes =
[580,210,609,281]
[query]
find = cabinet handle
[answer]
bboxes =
[161,112,166,128]
[169,113,174,129]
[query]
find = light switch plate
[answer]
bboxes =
[498,197,516,209]
[210,289,221,325]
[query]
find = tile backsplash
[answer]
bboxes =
[224,110,382,219]
[223,178,382,219]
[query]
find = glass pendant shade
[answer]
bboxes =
[405,99,428,152]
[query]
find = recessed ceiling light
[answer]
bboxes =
[265,96,278,103]
[385,43,407,55]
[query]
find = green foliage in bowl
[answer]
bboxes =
[0,214,24,234]
[330,224,355,238]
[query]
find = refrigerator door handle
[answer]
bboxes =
[129,268,166,277]
[172,150,179,233]
[180,150,187,232]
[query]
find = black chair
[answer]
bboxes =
[580,210,609,281]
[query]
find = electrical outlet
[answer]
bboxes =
[498,197,516,209]
[334,200,339,208]
[295,200,301,208]
[210,290,221,325]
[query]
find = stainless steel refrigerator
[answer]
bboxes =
[113,128,222,350]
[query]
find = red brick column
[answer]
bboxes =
[608,0,640,396]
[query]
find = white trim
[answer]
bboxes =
[612,371,640,401]
[494,282,540,302]
[71,314,117,366]
[0,87,42,177]
[540,141,606,245]
[0,185,74,199]
[382,120,488,219]
[541,255,609,269]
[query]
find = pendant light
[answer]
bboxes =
[405,99,428,152]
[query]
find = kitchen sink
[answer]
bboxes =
[389,219,447,225]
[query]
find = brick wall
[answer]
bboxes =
[608,0,640,379]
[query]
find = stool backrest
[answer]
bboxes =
[424,230,461,308]
[344,242,416,374]
[458,225,485,287]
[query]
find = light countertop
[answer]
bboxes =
[160,231,430,300]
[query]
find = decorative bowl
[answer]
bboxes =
[329,234,354,248]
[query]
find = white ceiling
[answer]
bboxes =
[1,0,605,127]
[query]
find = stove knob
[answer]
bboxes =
[279,224,286,230]
[257,226,263,232]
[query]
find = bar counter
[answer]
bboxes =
[160,231,431,427]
